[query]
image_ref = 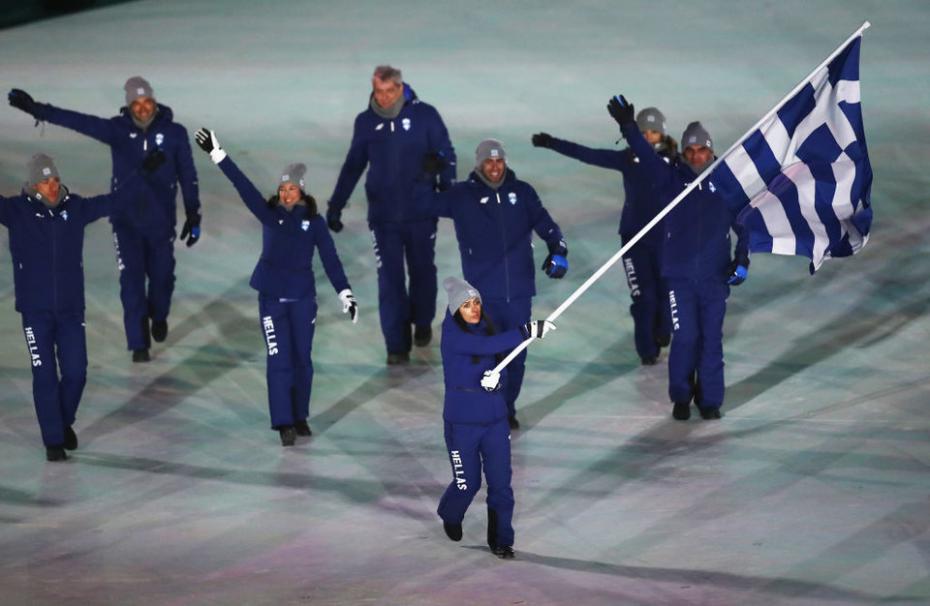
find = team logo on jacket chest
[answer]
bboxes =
[301,219,310,231]
[402,118,411,131]
[508,192,518,205]
[155,133,165,146]
[60,210,69,222]
[479,196,489,205]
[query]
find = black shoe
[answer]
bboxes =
[698,406,722,420]
[641,356,658,366]
[132,348,151,363]
[507,415,520,430]
[294,420,312,436]
[386,352,410,365]
[64,426,78,450]
[413,325,432,347]
[151,319,168,343]
[278,426,297,447]
[656,334,671,348]
[491,545,515,559]
[672,401,691,421]
[443,521,463,542]
[46,446,68,462]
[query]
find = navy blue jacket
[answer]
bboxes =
[422,169,565,301]
[1,188,119,313]
[36,102,200,236]
[218,156,350,300]
[547,136,670,250]
[440,313,524,425]
[621,123,747,281]
[329,85,456,225]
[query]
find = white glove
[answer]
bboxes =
[481,370,501,392]
[521,319,557,339]
[338,289,358,323]
[194,127,227,164]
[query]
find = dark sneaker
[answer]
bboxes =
[278,426,297,447]
[414,325,432,347]
[132,349,151,363]
[294,420,312,436]
[656,334,671,348]
[507,415,520,430]
[672,401,691,421]
[386,352,410,365]
[641,356,658,366]
[491,545,515,559]
[64,426,78,450]
[443,521,463,542]
[46,446,68,462]
[698,407,723,420]
[151,320,168,343]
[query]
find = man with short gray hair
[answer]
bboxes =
[327,65,457,365]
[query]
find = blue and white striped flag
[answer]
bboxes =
[713,33,872,273]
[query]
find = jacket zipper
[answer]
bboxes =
[495,191,511,302]
[50,208,58,310]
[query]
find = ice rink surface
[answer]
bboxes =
[1,1,929,604]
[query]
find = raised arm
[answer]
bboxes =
[194,128,277,226]
[532,132,627,172]
[9,89,117,145]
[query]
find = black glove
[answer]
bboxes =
[541,240,569,279]
[179,211,201,247]
[194,127,227,163]
[142,150,166,174]
[8,89,37,116]
[520,320,557,340]
[531,132,553,148]
[422,151,445,176]
[326,207,343,233]
[607,94,635,127]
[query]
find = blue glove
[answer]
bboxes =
[542,241,569,279]
[180,211,201,247]
[727,262,749,286]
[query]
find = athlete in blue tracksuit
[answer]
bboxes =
[420,139,567,428]
[194,128,358,446]
[1,153,150,461]
[609,95,749,420]
[531,108,676,365]
[437,276,554,559]
[326,66,456,364]
[9,79,201,362]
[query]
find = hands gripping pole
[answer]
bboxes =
[486,21,871,379]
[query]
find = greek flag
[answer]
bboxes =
[713,31,872,273]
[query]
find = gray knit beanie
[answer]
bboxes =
[124,76,154,106]
[474,139,506,169]
[27,153,59,185]
[681,121,713,151]
[279,163,307,190]
[636,107,667,135]
[443,276,481,315]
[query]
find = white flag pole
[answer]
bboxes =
[487,21,871,378]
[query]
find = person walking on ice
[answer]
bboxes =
[194,128,359,446]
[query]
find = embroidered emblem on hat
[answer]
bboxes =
[402,118,411,131]
[301,220,310,231]
[281,175,290,182]
[155,133,164,146]
[480,196,489,205]
[42,167,52,176]
[508,192,517,205]
[489,149,501,158]
[136,87,146,95]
